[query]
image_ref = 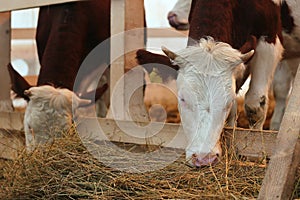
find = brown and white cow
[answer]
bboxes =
[137,0,284,167]
[8,0,110,150]
[271,0,300,130]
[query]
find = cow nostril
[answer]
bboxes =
[216,153,220,157]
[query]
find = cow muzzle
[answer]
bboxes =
[189,152,220,167]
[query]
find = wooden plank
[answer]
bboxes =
[258,64,300,200]
[123,0,149,122]
[77,117,187,149]
[76,117,280,158]
[0,113,283,160]
[0,12,13,112]
[108,0,148,122]
[0,0,81,12]
[224,128,278,158]
[0,111,24,130]
[11,28,187,40]
[11,28,36,40]
[147,28,188,38]
[108,0,126,120]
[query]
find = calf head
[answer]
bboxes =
[137,37,254,167]
[24,85,92,151]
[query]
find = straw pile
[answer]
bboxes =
[0,131,299,199]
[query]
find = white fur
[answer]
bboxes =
[171,38,248,166]
[24,85,91,151]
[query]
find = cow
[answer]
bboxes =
[8,0,111,150]
[270,0,300,130]
[23,85,92,151]
[137,0,284,167]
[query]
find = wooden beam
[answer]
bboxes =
[108,0,126,120]
[0,12,13,111]
[108,0,148,122]
[76,117,280,158]
[11,28,36,40]
[0,111,24,130]
[0,112,283,160]
[147,28,188,38]
[0,0,81,12]
[258,64,300,200]
[11,28,187,40]
[224,128,278,158]
[77,117,187,149]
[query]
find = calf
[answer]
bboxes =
[137,0,283,167]
[24,85,91,151]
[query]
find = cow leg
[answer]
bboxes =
[271,58,299,130]
[270,60,293,130]
[244,37,283,129]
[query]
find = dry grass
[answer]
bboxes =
[0,131,299,200]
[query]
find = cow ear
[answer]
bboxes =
[161,46,178,60]
[232,50,254,84]
[7,63,32,101]
[24,89,32,97]
[136,49,179,82]
[231,49,255,69]
[73,96,91,108]
[161,46,188,68]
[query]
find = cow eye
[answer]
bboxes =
[179,97,185,102]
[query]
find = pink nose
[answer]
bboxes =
[192,153,219,167]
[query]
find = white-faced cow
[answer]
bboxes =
[137,0,284,167]
[8,0,110,151]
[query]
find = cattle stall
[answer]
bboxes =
[0,0,300,199]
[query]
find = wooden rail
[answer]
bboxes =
[0,0,81,12]
[11,28,188,40]
[0,112,281,161]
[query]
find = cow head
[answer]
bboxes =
[163,38,254,167]
[137,37,254,167]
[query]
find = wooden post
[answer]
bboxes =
[109,0,149,122]
[0,12,13,112]
[258,64,300,200]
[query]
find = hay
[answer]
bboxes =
[0,131,299,200]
